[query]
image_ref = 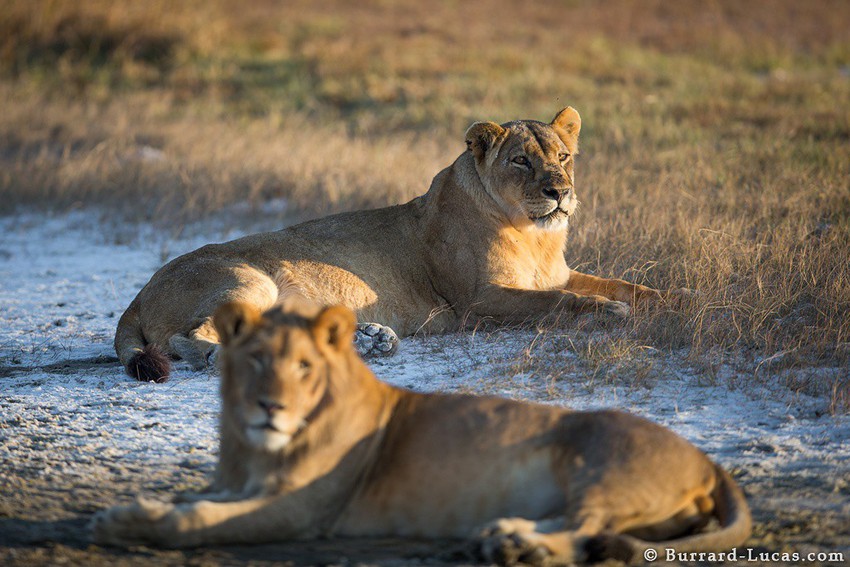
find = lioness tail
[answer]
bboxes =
[114,299,170,383]
[586,462,752,563]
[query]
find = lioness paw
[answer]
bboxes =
[585,533,638,564]
[603,300,631,318]
[354,323,399,357]
[205,344,220,367]
[668,287,700,302]
[475,518,551,566]
[90,497,175,547]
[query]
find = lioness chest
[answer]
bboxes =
[487,229,570,290]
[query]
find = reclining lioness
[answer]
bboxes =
[93,301,751,565]
[117,107,673,382]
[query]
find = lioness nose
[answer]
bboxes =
[258,399,285,414]
[542,187,564,202]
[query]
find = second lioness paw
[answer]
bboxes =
[90,497,175,547]
[475,518,551,566]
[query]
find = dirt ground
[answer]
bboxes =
[1,451,848,567]
[0,328,847,567]
[1,214,848,567]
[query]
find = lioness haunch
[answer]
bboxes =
[94,301,750,565]
[116,106,688,383]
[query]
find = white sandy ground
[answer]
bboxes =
[1,210,849,559]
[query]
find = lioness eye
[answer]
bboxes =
[512,156,530,167]
[248,353,265,372]
[559,153,570,162]
[298,360,312,380]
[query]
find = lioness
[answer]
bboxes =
[93,301,751,565]
[117,107,672,383]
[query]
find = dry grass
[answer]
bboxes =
[0,88,445,221]
[1,0,848,407]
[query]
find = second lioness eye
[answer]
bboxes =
[248,353,265,371]
[559,153,570,162]
[512,156,530,167]
[299,360,311,371]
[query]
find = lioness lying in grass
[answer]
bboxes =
[95,301,750,565]
[116,107,682,383]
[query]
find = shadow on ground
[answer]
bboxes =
[0,517,473,567]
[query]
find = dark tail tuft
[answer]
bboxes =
[126,344,170,383]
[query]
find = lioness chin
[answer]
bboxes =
[93,301,751,565]
[117,106,683,383]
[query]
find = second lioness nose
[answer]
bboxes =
[258,399,285,414]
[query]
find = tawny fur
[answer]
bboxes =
[93,302,751,564]
[115,107,669,381]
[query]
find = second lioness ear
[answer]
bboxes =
[465,121,506,162]
[311,305,357,354]
[550,106,581,145]
[213,302,263,346]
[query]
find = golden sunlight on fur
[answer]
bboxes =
[115,107,681,383]
[93,301,751,565]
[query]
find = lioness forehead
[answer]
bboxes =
[240,316,313,350]
[264,309,312,329]
[227,303,326,357]
[502,120,572,155]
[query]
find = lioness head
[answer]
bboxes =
[213,300,356,452]
[465,106,581,231]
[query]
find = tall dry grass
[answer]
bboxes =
[0,86,447,221]
[1,0,848,407]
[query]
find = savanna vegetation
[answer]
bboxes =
[2,0,849,408]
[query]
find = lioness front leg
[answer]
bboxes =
[565,270,662,305]
[475,285,630,324]
[91,495,291,548]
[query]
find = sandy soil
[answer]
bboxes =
[1,435,848,566]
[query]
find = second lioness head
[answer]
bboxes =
[213,300,356,452]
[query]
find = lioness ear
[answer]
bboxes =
[311,305,357,353]
[465,121,506,162]
[550,106,581,143]
[213,302,263,346]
